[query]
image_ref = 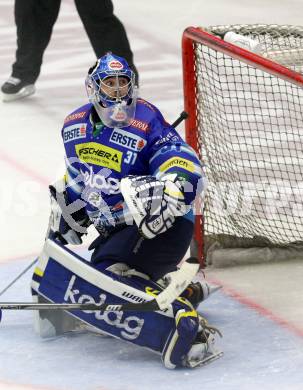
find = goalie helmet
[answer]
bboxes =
[85,52,138,128]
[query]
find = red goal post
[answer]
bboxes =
[182,25,303,267]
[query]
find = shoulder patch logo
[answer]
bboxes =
[130,119,149,132]
[63,123,87,143]
[64,111,87,124]
[159,157,195,173]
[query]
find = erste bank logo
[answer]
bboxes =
[110,128,146,152]
[63,123,87,143]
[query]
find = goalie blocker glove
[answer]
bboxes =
[120,174,190,239]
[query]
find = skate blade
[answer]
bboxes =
[186,350,224,368]
[2,85,35,102]
[208,284,222,295]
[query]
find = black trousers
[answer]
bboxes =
[12,0,136,84]
[90,218,194,281]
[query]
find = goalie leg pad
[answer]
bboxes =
[32,239,188,352]
[31,290,82,338]
[162,308,199,369]
[162,311,224,369]
[32,239,222,367]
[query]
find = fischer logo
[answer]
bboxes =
[81,166,120,195]
[75,142,122,172]
[64,275,144,341]
[109,60,123,70]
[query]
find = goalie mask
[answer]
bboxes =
[85,53,137,128]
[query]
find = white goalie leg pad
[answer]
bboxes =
[31,244,83,338]
[37,239,158,304]
[31,239,179,349]
[32,239,220,366]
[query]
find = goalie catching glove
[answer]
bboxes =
[120,174,190,239]
[47,178,90,245]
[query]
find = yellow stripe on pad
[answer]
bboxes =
[159,157,195,173]
[34,267,44,277]
[176,309,198,325]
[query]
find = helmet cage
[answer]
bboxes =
[89,71,135,107]
[85,53,137,128]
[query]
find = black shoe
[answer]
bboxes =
[1,77,35,102]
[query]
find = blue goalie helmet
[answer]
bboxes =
[85,53,138,128]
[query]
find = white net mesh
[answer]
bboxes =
[190,24,303,266]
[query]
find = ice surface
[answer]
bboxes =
[1,258,303,390]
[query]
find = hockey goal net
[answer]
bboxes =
[182,24,303,267]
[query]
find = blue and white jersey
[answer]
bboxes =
[61,98,203,233]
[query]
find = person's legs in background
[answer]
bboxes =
[75,0,139,84]
[2,0,61,101]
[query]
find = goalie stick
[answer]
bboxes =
[0,301,157,312]
[0,257,200,313]
[0,258,38,297]
[171,111,188,128]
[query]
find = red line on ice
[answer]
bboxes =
[0,380,60,390]
[0,252,38,265]
[209,276,303,339]
[0,150,49,187]
[0,149,50,262]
